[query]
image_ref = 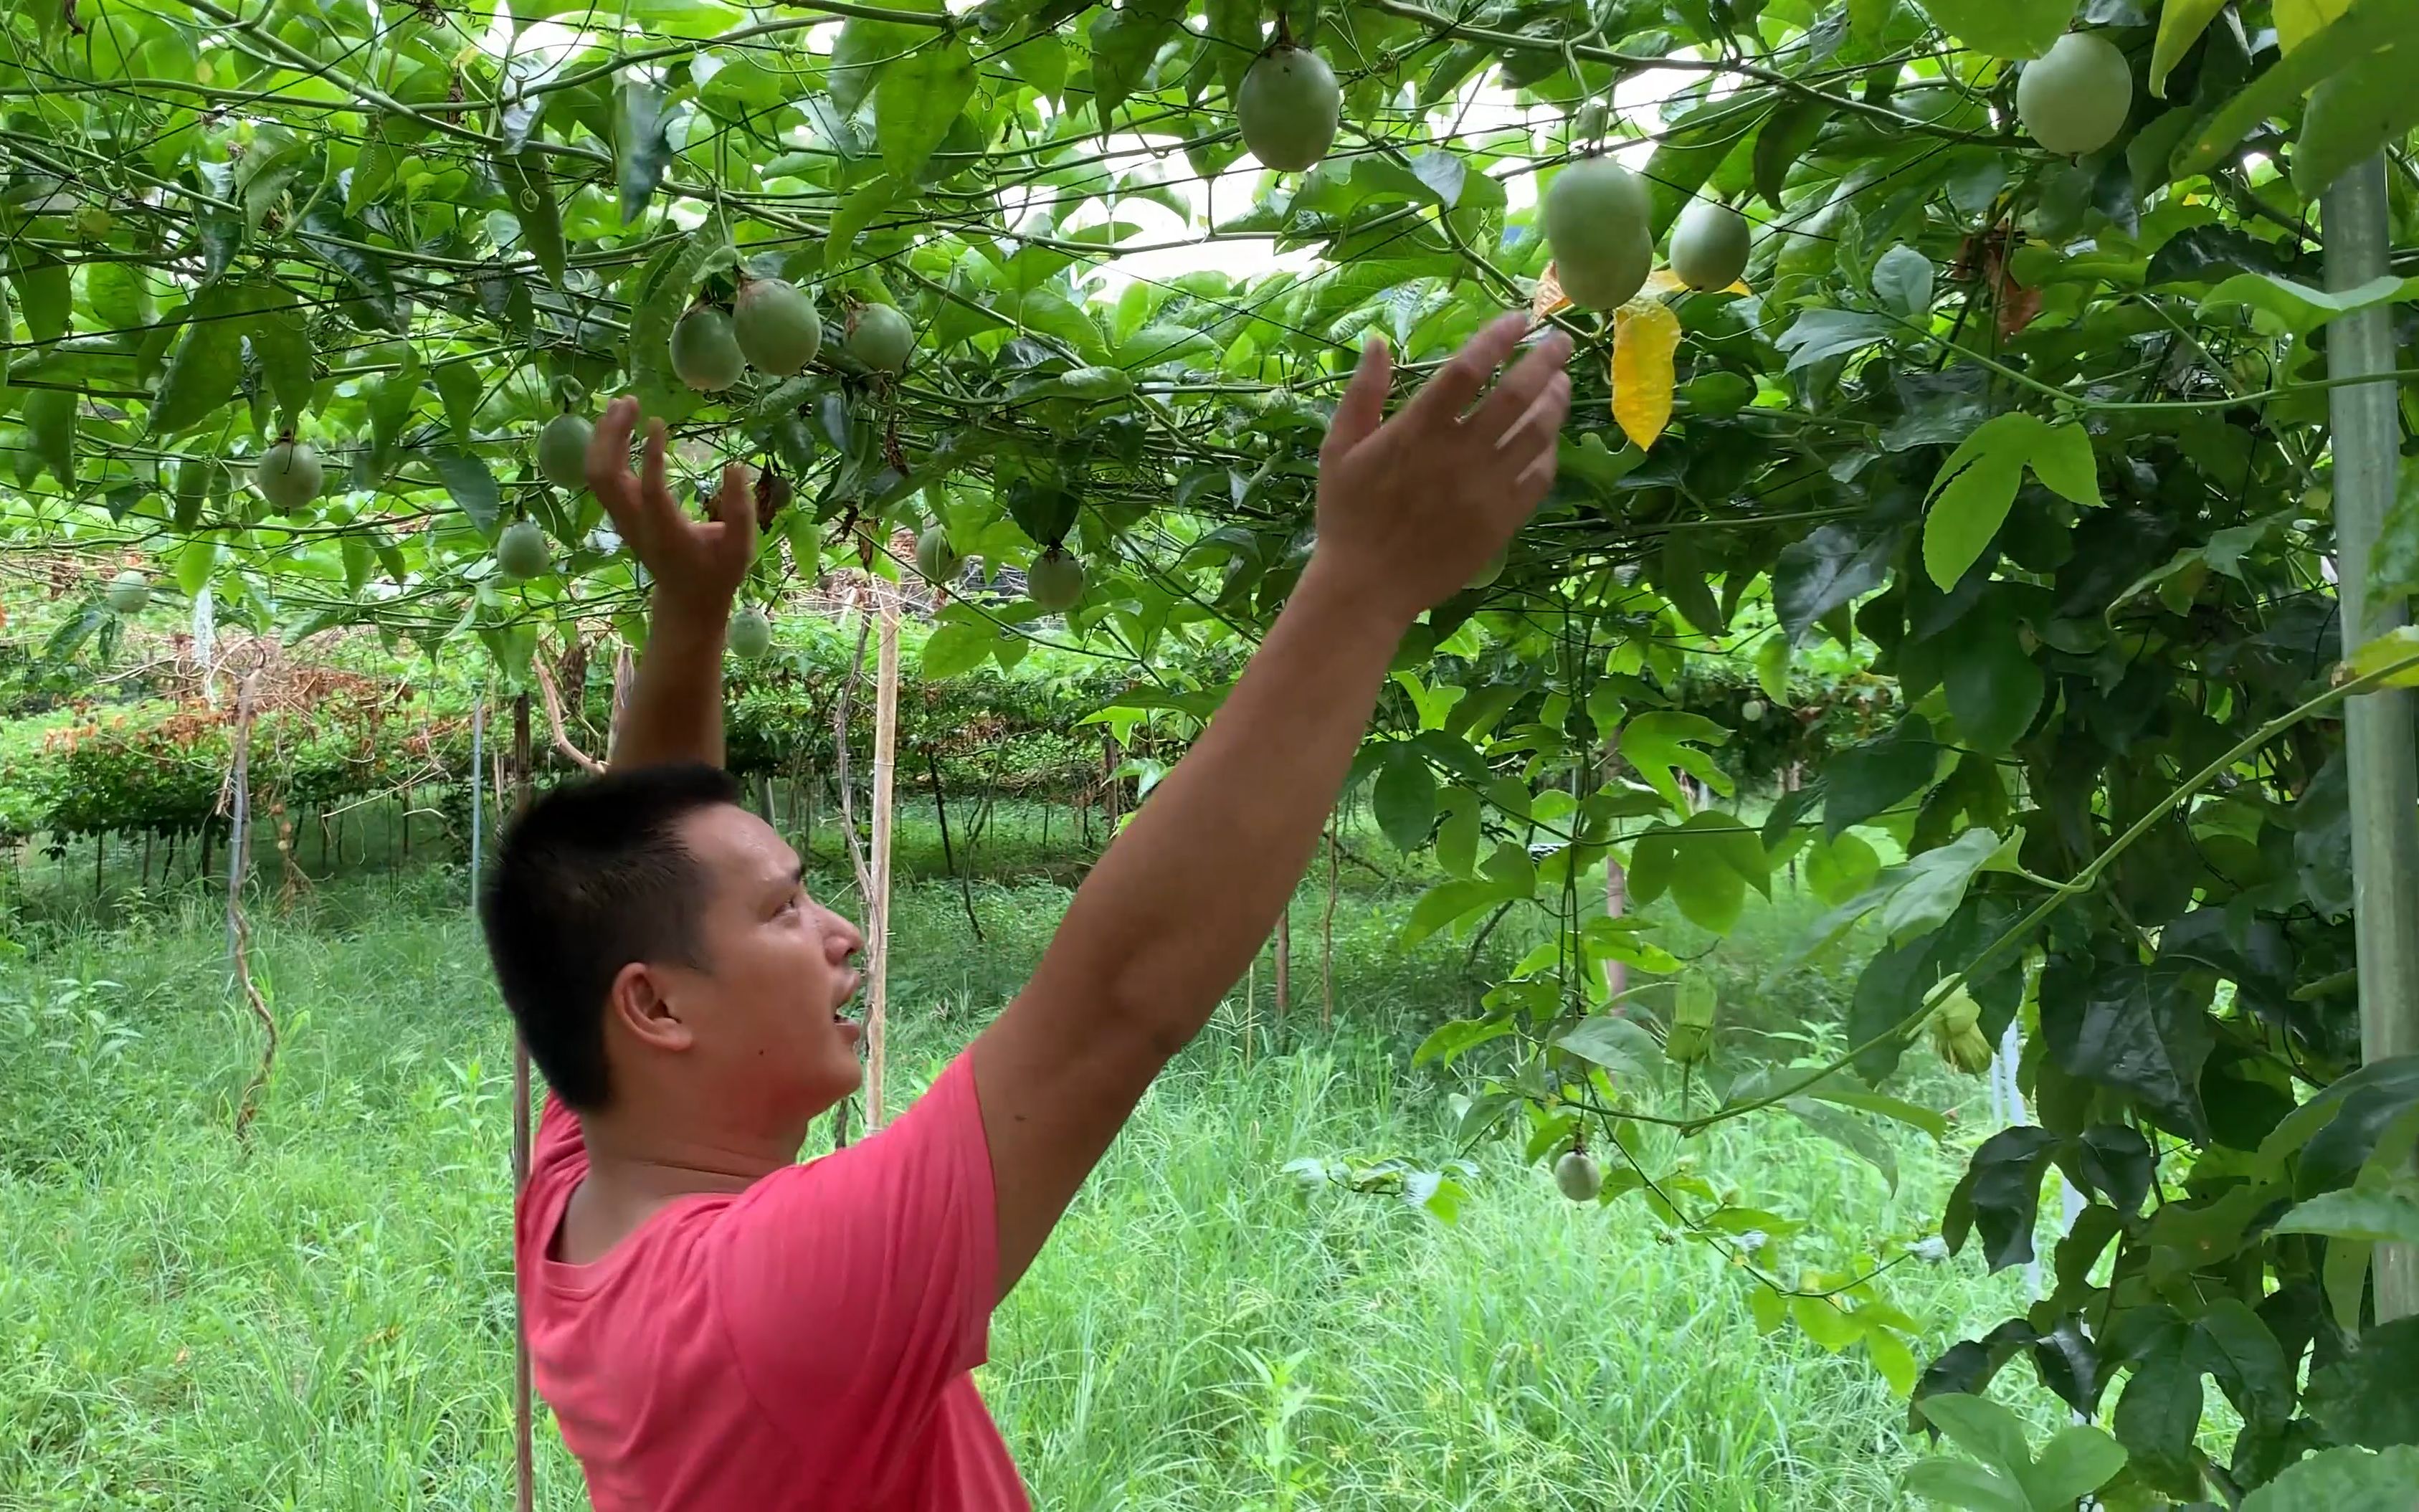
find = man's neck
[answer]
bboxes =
[551,1111,818,1265]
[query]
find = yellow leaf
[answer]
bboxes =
[2277,0,2351,52]
[1532,264,1572,322]
[1610,298,1681,450]
[1643,266,1685,297]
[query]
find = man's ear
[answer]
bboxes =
[607,961,695,1054]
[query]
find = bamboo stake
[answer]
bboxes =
[865,595,902,1130]
[1321,816,1339,1030]
[510,693,535,1512]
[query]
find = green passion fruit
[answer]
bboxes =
[1025,546,1085,611]
[1668,199,1752,292]
[1237,45,1342,173]
[915,525,961,584]
[105,571,152,614]
[253,441,324,512]
[1544,158,1653,310]
[2015,32,2133,157]
[733,277,822,376]
[844,303,916,374]
[727,606,774,660]
[538,413,592,493]
[497,519,551,581]
[1554,1149,1604,1202]
[670,306,745,392]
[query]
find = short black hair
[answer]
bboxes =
[480,762,743,1111]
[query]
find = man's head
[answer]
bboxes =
[480,764,864,1132]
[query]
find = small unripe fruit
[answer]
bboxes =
[1545,158,1653,310]
[1026,546,1085,611]
[253,441,323,513]
[1237,46,1342,172]
[538,413,592,493]
[670,307,745,392]
[1574,100,1609,141]
[1668,200,1752,292]
[105,571,152,614]
[2016,32,2133,157]
[728,606,774,660]
[1741,698,1767,723]
[915,524,961,584]
[1554,1149,1604,1203]
[1467,548,1508,591]
[733,277,823,376]
[497,520,550,581]
[845,303,916,375]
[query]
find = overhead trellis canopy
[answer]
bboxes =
[12,0,2419,1501]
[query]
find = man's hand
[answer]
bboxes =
[587,395,757,614]
[589,396,759,771]
[1308,313,1572,624]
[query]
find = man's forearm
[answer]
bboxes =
[1030,559,1406,1039]
[609,590,730,771]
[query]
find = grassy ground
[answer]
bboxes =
[0,802,2029,1509]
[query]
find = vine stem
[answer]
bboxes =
[1676,642,2419,1137]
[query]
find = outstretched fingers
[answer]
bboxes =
[1473,330,1574,449]
[708,462,759,569]
[1405,312,1529,427]
[1498,371,1571,512]
[586,396,640,517]
[1321,334,1393,464]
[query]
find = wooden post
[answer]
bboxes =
[1244,956,1257,1065]
[510,693,534,1512]
[1274,910,1291,1024]
[865,595,902,1130]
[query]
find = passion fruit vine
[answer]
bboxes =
[1544,158,1653,310]
[1236,45,1341,172]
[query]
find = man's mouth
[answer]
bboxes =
[837,1018,865,1049]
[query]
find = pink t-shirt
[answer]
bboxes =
[515,1053,1031,1511]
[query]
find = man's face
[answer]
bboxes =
[657,803,865,1126]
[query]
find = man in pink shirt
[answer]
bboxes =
[478,312,1573,1509]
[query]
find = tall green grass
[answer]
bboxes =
[1,813,2025,1509]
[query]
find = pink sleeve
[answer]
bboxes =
[711,1053,999,1438]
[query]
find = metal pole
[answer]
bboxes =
[2324,156,2419,1323]
[510,693,535,1512]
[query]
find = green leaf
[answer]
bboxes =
[244,290,315,427]
[2152,0,2233,97]
[148,295,247,436]
[617,79,674,225]
[921,618,997,677]
[432,361,483,447]
[2023,421,2101,507]
[2038,943,2215,1140]
[2271,1179,2419,1244]
[1871,244,1935,318]
[875,36,978,183]
[2177,0,2419,179]
[1914,0,2077,60]
[2200,272,2415,337]
[172,536,219,597]
[496,148,566,290]
[2241,1446,2419,1512]
[2018,1425,2128,1508]
[1413,1017,1512,1066]
[1619,710,1733,812]
[1090,0,1184,128]
[1752,99,1828,211]
[1923,440,2025,589]
[427,450,501,538]
[1556,1014,1662,1077]
[1825,714,1942,836]
[1915,1392,2033,1475]
[1939,600,2045,754]
[1879,828,2003,943]
[1949,1126,2061,1272]
[1774,308,1896,371]
[22,387,75,491]
[9,256,71,344]
[2307,1316,2419,1450]
[1773,523,1895,644]
[1805,830,1881,905]
[1373,743,1437,850]
[2189,1298,2295,1429]
[1782,1096,1898,1192]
